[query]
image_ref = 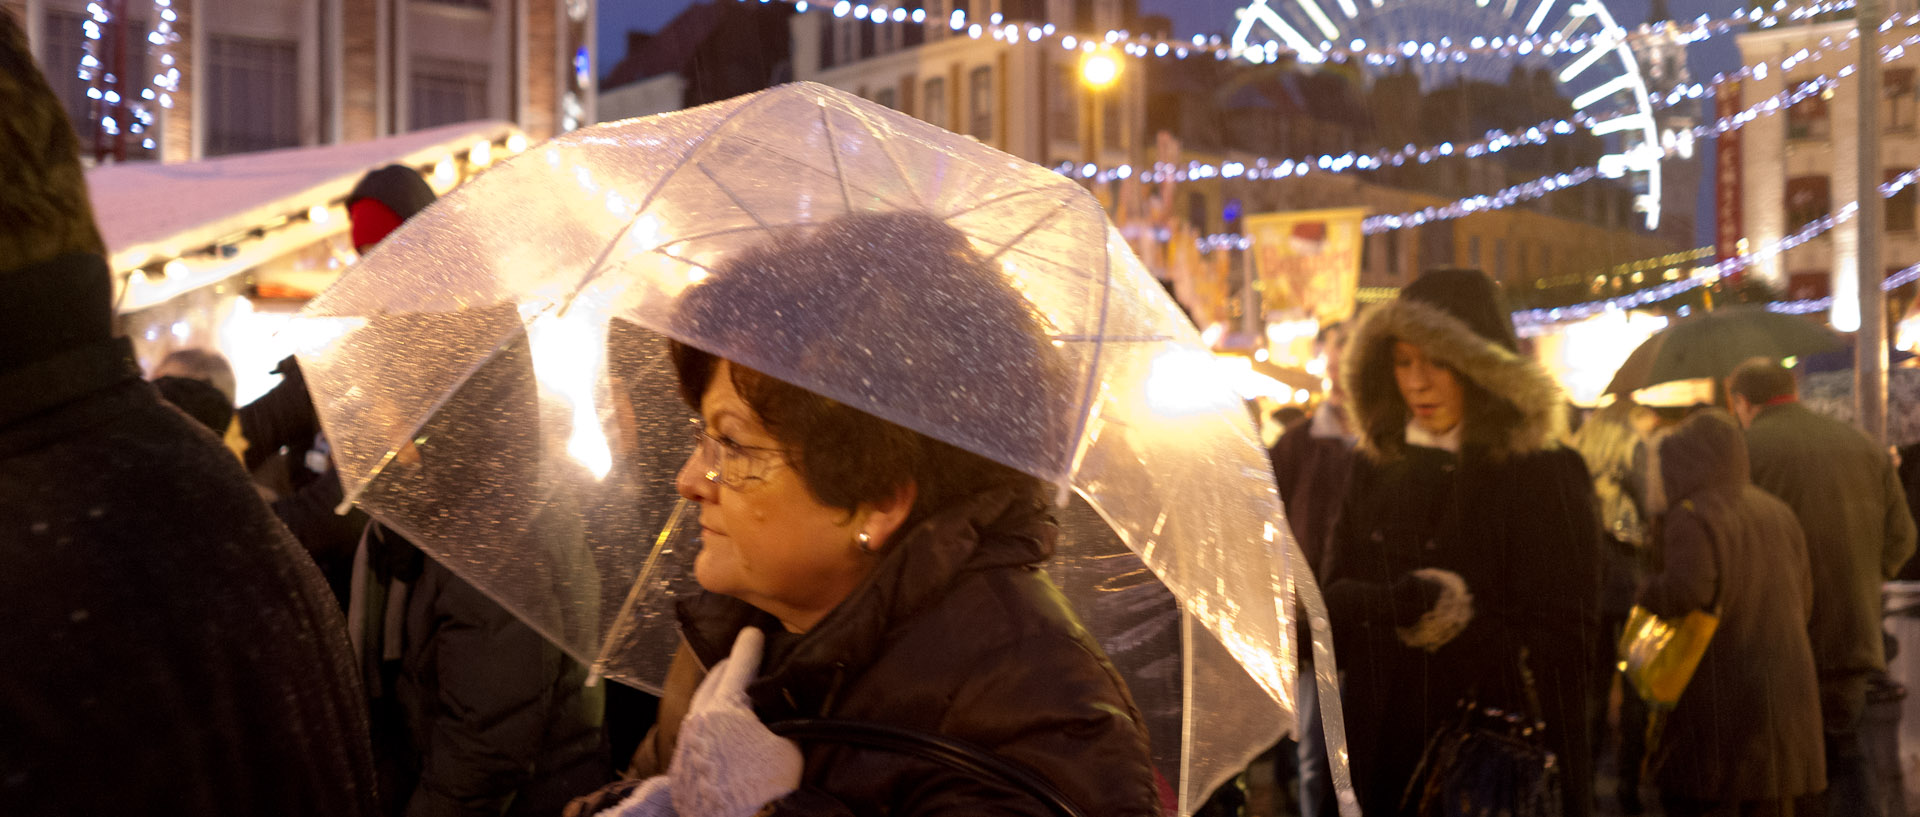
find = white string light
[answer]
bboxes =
[767,0,1885,69]
[78,0,181,153]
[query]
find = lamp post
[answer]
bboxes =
[1080,48,1121,203]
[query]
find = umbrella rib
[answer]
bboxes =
[559,92,778,311]
[695,160,773,230]
[1061,228,1117,489]
[820,105,856,212]
[338,323,529,510]
[941,184,1068,221]
[982,195,1076,263]
[845,106,930,210]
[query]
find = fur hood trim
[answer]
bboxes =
[1342,297,1568,461]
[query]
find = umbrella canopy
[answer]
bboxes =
[1801,367,1920,446]
[1606,306,1846,394]
[291,82,1339,814]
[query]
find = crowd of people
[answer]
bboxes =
[7,7,1920,816]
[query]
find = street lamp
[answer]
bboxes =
[1079,48,1123,196]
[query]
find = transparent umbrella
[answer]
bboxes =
[290,82,1348,815]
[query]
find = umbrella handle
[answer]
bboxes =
[767,719,1088,817]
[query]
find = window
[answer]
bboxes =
[1050,66,1078,142]
[1467,235,1482,266]
[968,66,993,141]
[1786,271,1830,300]
[923,77,948,129]
[860,15,876,60]
[1891,169,1918,232]
[1494,238,1508,279]
[206,35,299,155]
[423,0,490,7]
[1786,78,1830,141]
[42,12,95,142]
[411,57,489,130]
[874,87,897,110]
[819,15,838,70]
[46,11,159,157]
[1383,230,1402,279]
[1888,69,1917,132]
[1786,175,1831,227]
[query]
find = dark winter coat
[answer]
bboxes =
[1745,402,1916,711]
[1269,404,1357,575]
[1637,410,1825,801]
[359,524,610,817]
[1325,296,1602,817]
[624,489,1161,817]
[0,334,379,815]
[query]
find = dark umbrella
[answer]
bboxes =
[1605,306,1846,394]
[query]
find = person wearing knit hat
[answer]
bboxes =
[1320,268,1602,817]
[346,164,437,253]
[0,10,379,815]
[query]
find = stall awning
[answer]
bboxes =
[88,121,523,312]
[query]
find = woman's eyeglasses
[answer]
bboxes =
[685,419,787,488]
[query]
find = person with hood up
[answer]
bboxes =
[1635,409,1825,817]
[0,10,378,814]
[1323,268,1602,817]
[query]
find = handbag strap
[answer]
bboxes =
[768,719,1088,817]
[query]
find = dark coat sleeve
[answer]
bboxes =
[238,355,319,471]
[1637,506,1718,619]
[406,563,574,817]
[1321,459,1397,652]
[1450,450,1601,663]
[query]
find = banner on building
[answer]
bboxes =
[1715,80,1744,270]
[1244,207,1366,324]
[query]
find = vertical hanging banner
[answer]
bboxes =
[1715,80,1745,275]
[1244,207,1367,324]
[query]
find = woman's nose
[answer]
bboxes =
[675,451,715,502]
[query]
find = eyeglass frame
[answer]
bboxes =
[685,418,789,488]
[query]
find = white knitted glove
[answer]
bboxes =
[671,627,804,817]
[599,776,675,817]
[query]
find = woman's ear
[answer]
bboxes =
[859,480,919,551]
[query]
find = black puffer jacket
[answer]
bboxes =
[360,524,610,817]
[628,489,1162,816]
[0,333,379,815]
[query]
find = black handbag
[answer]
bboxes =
[1401,648,1563,817]
[768,719,1088,817]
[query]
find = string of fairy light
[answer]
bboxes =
[76,0,182,154]
[761,0,1870,66]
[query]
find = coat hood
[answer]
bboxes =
[1655,409,1750,507]
[1342,296,1568,460]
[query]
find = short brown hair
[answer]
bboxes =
[666,211,1069,528]
[1727,357,1798,404]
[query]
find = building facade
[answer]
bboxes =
[5,0,593,163]
[1735,16,1920,331]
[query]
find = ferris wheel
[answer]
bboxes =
[1230,0,1666,230]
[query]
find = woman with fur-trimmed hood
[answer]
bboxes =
[1323,268,1602,817]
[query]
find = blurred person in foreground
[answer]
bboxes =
[1323,268,1602,817]
[571,211,1160,817]
[1267,320,1358,817]
[0,10,377,814]
[1728,358,1917,817]
[1635,409,1825,817]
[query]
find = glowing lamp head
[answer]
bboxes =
[1080,50,1122,90]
